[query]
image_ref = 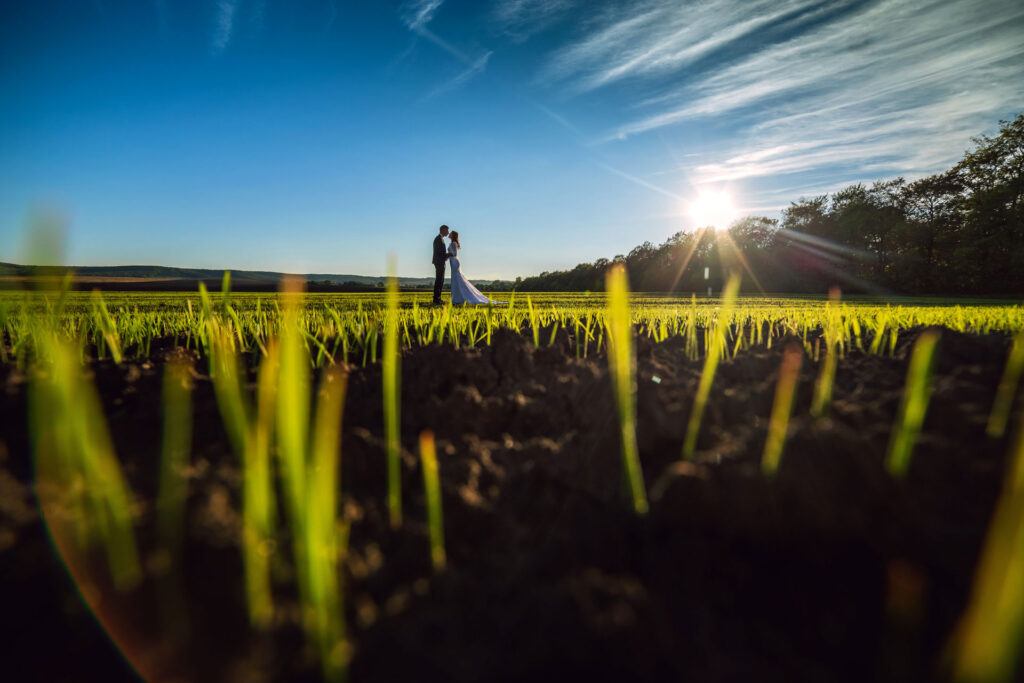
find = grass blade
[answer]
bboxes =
[987,332,1024,438]
[307,364,349,681]
[951,411,1024,681]
[384,257,402,528]
[157,357,193,563]
[762,343,803,475]
[419,430,447,570]
[683,272,741,460]
[810,289,841,418]
[605,264,648,515]
[243,341,279,629]
[885,330,940,477]
[30,335,141,590]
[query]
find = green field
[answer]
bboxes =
[5,279,1024,681]
[3,287,1023,368]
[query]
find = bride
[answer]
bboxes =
[448,231,503,305]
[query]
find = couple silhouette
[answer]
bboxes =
[431,224,501,306]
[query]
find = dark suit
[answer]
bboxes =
[432,234,448,303]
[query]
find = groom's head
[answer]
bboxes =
[439,224,450,237]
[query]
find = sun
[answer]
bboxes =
[688,190,738,229]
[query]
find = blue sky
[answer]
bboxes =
[1,0,1022,279]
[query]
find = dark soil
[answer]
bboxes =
[0,327,1019,682]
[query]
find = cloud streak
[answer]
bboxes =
[423,51,493,101]
[212,0,239,54]
[400,0,493,98]
[493,0,576,42]
[401,0,444,32]
[538,0,1024,204]
[539,0,821,93]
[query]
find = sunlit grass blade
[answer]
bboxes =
[244,340,279,629]
[30,334,141,590]
[527,296,539,347]
[208,323,250,461]
[155,356,193,638]
[307,364,349,681]
[90,289,123,363]
[419,430,446,570]
[987,332,1024,438]
[157,357,193,562]
[885,330,940,477]
[762,343,803,475]
[221,270,231,309]
[277,276,311,519]
[810,288,841,418]
[274,275,315,660]
[951,414,1024,682]
[605,265,648,515]
[683,272,741,460]
[384,256,402,529]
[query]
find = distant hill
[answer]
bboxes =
[0,262,516,292]
[0,262,439,286]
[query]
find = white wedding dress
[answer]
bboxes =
[448,242,501,305]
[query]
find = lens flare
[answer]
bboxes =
[688,190,737,229]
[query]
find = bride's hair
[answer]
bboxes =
[450,231,460,248]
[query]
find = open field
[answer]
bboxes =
[2,284,1024,681]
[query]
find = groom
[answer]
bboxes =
[431,224,450,305]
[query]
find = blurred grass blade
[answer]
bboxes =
[277,276,310,518]
[987,332,1024,438]
[527,296,539,348]
[605,265,648,515]
[308,364,349,681]
[91,289,123,363]
[951,412,1024,682]
[244,341,279,629]
[208,322,250,460]
[384,256,402,529]
[221,270,231,309]
[810,289,841,418]
[886,330,940,477]
[683,272,741,460]
[30,333,141,590]
[762,343,803,475]
[156,356,193,640]
[157,357,193,561]
[419,430,446,570]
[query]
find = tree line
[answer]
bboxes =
[514,114,1024,295]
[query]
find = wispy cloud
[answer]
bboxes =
[492,0,576,42]
[401,0,444,32]
[423,51,493,101]
[212,0,240,54]
[538,0,1024,205]
[609,0,1024,137]
[539,0,821,93]
[400,0,492,98]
